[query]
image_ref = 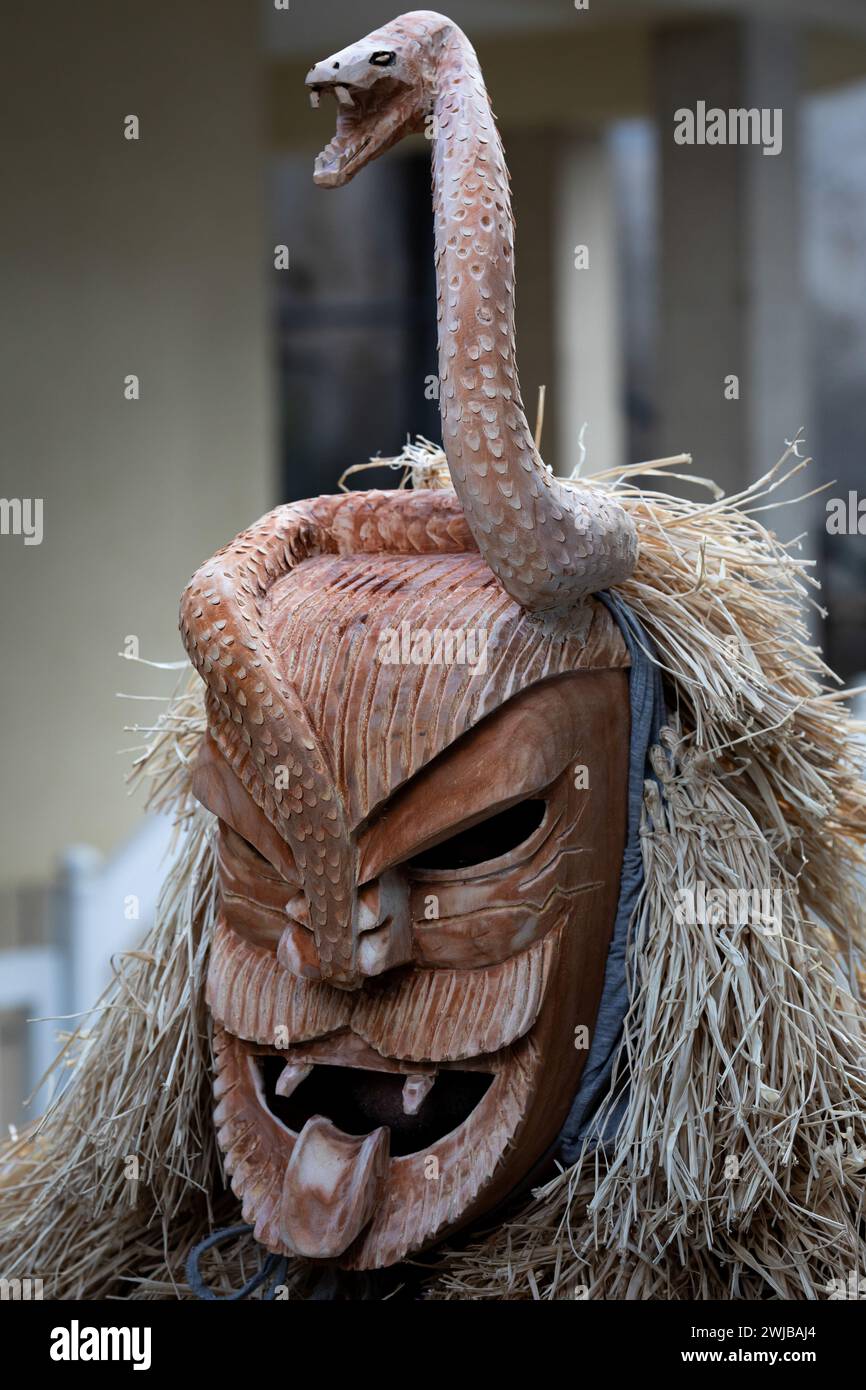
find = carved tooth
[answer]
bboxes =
[275,1061,312,1099]
[334,85,354,107]
[402,1073,436,1115]
[309,90,320,109]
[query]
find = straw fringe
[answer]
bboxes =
[430,726,866,1300]
[2,444,864,1299]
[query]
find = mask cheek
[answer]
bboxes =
[215,816,327,981]
[216,836,287,951]
[406,779,586,971]
[407,854,571,969]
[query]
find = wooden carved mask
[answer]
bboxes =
[181,492,630,1269]
[181,11,640,1272]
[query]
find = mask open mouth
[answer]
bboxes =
[257,1054,494,1158]
[307,77,413,187]
[213,1023,539,1268]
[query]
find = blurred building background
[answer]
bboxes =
[1,0,865,1126]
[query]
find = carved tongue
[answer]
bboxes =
[280,1115,389,1259]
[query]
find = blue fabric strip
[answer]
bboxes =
[556,591,666,1163]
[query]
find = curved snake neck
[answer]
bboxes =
[430,21,637,614]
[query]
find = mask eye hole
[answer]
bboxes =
[408,799,546,873]
[242,837,270,867]
[219,821,295,881]
[221,822,271,866]
[369,50,396,66]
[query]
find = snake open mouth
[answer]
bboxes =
[307,76,416,187]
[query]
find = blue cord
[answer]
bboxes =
[186,1223,289,1301]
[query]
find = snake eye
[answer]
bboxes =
[369,51,396,67]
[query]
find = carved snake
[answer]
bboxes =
[305,8,639,614]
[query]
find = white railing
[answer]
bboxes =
[0,813,174,1129]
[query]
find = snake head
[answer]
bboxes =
[305,12,447,187]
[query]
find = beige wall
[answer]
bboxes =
[0,1,272,886]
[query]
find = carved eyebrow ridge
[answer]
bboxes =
[356,674,590,881]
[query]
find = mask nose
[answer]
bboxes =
[278,870,413,988]
[353,869,413,979]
